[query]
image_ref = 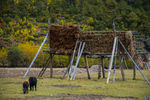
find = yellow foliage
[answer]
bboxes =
[80,24,94,31]
[18,42,48,67]
[14,0,19,4]
[60,20,66,25]
[18,42,38,65]
[0,28,4,35]
[47,0,52,5]
[86,17,94,24]
[9,20,16,25]
[0,47,8,66]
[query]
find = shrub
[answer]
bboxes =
[18,42,49,67]
[18,42,38,66]
[7,46,24,67]
[0,47,8,66]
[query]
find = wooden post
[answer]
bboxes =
[119,40,150,85]
[24,33,49,78]
[101,57,105,78]
[67,40,79,79]
[68,55,71,73]
[61,40,78,79]
[98,57,101,79]
[133,55,136,80]
[70,42,85,80]
[84,55,91,79]
[113,38,118,82]
[107,37,117,84]
[123,56,128,69]
[119,54,125,81]
[50,54,53,78]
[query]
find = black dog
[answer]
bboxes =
[23,80,29,94]
[29,77,37,91]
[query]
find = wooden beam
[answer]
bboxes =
[67,40,80,80]
[119,40,150,85]
[113,38,118,82]
[133,55,136,80]
[84,55,91,79]
[62,39,78,79]
[119,54,125,81]
[123,56,128,69]
[98,57,101,79]
[70,42,85,80]
[24,32,49,78]
[101,57,105,78]
[106,37,118,84]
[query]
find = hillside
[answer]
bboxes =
[0,0,150,67]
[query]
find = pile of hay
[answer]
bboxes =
[81,31,135,56]
[49,25,135,56]
[49,25,80,54]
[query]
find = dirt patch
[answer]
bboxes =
[9,94,139,100]
[0,68,65,78]
[51,84,81,88]
[0,68,88,78]
[56,94,139,100]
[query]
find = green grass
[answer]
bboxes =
[0,70,150,100]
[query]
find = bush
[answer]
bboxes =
[7,46,24,67]
[18,42,49,67]
[0,47,8,66]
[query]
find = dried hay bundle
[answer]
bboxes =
[49,25,135,56]
[49,25,80,54]
[81,31,135,56]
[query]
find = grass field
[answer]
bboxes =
[0,69,150,100]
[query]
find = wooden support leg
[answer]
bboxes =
[84,55,91,79]
[62,55,71,79]
[119,40,150,85]
[107,37,117,84]
[119,54,125,81]
[68,55,71,73]
[50,54,53,78]
[133,56,136,80]
[123,56,128,69]
[101,57,105,78]
[98,57,101,79]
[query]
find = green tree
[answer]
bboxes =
[7,46,24,67]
